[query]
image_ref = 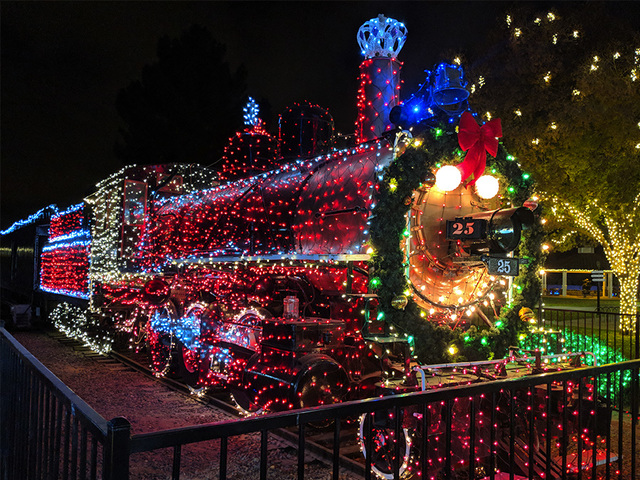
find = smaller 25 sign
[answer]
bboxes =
[446,218,486,240]
[484,257,520,276]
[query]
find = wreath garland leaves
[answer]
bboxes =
[369,127,544,364]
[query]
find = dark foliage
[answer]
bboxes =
[115,25,247,167]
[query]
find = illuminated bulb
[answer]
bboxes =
[435,165,462,192]
[474,175,499,199]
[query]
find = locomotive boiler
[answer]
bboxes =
[3,14,536,414]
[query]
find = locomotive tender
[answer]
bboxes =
[2,15,535,414]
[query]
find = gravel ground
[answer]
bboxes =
[9,329,360,480]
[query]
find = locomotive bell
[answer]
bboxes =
[432,63,470,106]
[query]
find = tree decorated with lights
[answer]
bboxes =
[470,7,640,326]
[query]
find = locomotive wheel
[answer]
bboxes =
[147,301,200,385]
[230,387,264,416]
[359,413,411,479]
[296,363,349,428]
[147,331,200,385]
[177,343,200,386]
[229,353,265,415]
[297,365,349,409]
[147,330,180,378]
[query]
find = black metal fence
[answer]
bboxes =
[540,308,640,362]
[0,327,127,480]
[2,325,639,480]
[125,360,639,480]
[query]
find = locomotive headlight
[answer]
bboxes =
[447,207,535,254]
[485,207,535,253]
[474,175,500,199]
[435,165,462,192]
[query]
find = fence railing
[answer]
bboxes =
[540,307,640,361]
[2,324,639,480]
[0,326,127,480]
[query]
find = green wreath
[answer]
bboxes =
[369,127,544,363]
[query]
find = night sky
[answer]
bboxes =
[2,1,638,229]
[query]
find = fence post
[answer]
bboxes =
[0,322,13,480]
[104,416,131,480]
[635,314,639,360]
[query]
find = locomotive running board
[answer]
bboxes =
[176,253,371,265]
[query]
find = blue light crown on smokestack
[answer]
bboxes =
[357,14,407,59]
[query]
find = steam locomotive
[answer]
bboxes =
[1,16,535,414]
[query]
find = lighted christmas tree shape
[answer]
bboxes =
[220,97,278,180]
[243,97,261,129]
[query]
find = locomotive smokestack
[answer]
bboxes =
[356,14,407,142]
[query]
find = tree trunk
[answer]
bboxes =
[603,243,639,332]
[615,269,639,333]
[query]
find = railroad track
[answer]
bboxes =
[47,330,368,478]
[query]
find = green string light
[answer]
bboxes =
[520,329,633,397]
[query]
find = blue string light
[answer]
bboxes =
[1,204,59,235]
[1,202,84,236]
[42,238,91,252]
[243,97,260,128]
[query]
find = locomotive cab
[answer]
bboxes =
[86,164,214,270]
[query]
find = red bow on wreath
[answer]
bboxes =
[457,111,502,185]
